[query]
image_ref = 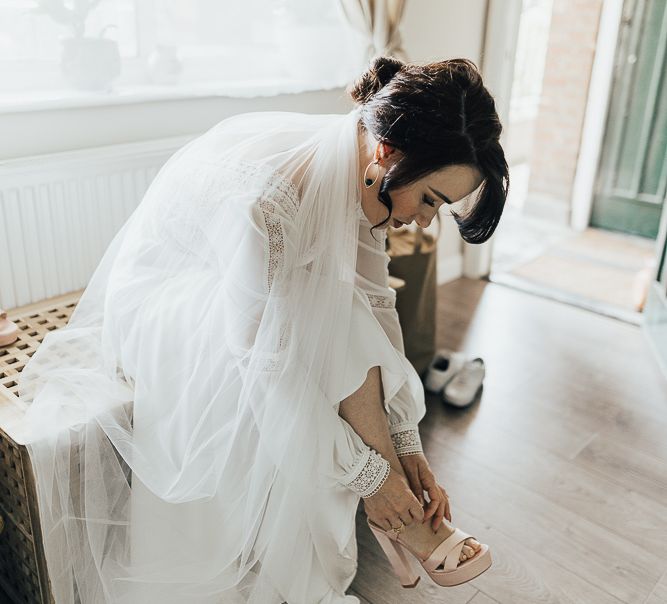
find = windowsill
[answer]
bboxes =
[0,77,348,114]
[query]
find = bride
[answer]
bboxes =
[14,55,509,603]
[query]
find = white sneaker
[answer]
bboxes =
[423,348,467,393]
[443,358,485,407]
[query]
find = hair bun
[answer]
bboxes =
[348,55,405,105]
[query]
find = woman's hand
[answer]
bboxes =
[398,453,451,531]
[362,467,424,532]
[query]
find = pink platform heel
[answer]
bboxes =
[367,517,492,588]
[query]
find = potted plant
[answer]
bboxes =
[31,0,121,91]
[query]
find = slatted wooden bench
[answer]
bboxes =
[0,292,83,604]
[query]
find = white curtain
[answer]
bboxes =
[337,0,408,61]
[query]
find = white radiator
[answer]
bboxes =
[0,136,192,310]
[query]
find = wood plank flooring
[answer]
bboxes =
[349,277,667,604]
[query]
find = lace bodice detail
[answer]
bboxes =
[251,164,300,294]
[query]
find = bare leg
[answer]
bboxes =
[337,366,406,477]
[338,365,481,567]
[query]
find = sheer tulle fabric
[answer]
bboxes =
[13,108,380,603]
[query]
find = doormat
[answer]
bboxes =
[507,228,655,313]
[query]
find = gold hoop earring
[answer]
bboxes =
[363,159,380,188]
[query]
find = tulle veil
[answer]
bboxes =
[12,106,369,603]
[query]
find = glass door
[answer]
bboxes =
[591,0,667,239]
[643,192,667,378]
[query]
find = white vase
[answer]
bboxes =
[146,46,183,85]
[60,36,121,91]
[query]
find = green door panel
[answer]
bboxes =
[592,0,667,239]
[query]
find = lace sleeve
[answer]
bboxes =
[389,420,423,458]
[335,416,391,498]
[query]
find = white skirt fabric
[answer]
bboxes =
[118,207,425,604]
[118,202,426,604]
[14,109,426,604]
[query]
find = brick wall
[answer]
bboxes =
[525,0,604,224]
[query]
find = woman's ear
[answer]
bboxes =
[376,142,398,163]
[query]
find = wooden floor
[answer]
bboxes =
[348,277,667,604]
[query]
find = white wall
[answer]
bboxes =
[0,90,352,160]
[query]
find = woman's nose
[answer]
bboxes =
[415,215,430,228]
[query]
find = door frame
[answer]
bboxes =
[570,0,625,232]
[462,0,522,278]
[464,0,626,276]
[643,188,667,380]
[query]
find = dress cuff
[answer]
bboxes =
[340,447,391,498]
[389,421,423,457]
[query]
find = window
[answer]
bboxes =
[0,0,363,108]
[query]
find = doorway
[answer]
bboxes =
[489,0,662,325]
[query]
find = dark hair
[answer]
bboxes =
[348,56,509,243]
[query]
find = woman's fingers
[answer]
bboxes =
[409,502,425,523]
[424,479,441,516]
[423,483,449,526]
[422,495,439,521]
[418,467,454,527]
[415,458,428,506]
[399,509,413,525]
[432,497,446,531]
[406,471,424,505]
[438,484,452,522]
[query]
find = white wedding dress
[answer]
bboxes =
[13,107,426,604]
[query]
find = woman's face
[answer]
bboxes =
[359,140,484,229]
[384,163,484,229]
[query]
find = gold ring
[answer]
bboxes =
[390,521,405,534]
